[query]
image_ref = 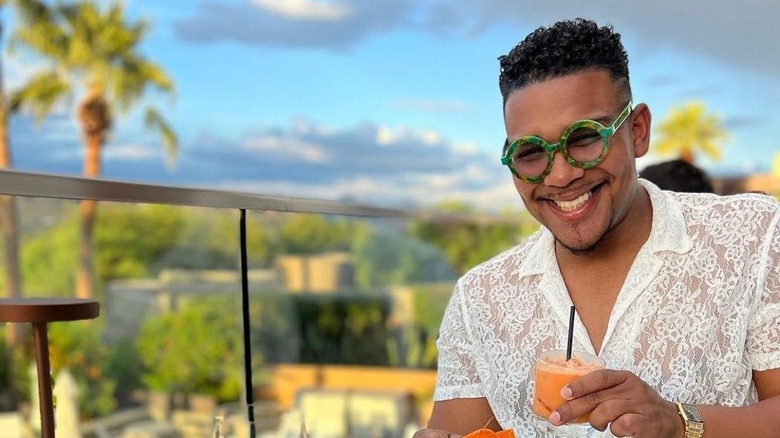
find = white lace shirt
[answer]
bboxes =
[434,180,780,437]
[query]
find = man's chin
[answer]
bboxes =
[554,231,606,256]
[566,243,599,256]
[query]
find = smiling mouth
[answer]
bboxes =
[554,190,592,212]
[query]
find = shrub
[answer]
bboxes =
[48,321,116,418]
[136,297,243,401]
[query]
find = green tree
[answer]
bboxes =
[154,209,274,271]
[93,204,184,282]
[409,202,533,274]
[653,101,728,163]
[8,0,177,298]
[279,214,351,254]
[21,208,79,296]
[293,294,390,365]
[351,223,455,289]
[21,203,185,297]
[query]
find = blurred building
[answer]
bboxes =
[276,252,354,293]
[711,173,780,195]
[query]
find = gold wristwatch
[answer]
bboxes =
[676,402,704,438]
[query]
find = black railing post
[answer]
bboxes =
[239,209,256,437]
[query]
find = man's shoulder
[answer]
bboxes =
[667,192,780,246]
[673,191,779,220]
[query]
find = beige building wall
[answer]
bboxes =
[276,252,353,293]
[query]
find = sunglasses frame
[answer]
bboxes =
[500,101,633,183]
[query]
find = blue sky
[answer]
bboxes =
[4,0,779,211]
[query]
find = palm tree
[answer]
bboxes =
[653,101,728,163]
[8,0,177,298]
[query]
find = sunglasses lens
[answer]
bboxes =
[565,127,604,164]
[511,141,548,179]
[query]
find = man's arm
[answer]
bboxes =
[414,398,499,438]
[695,368,780,438]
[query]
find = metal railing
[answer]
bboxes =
[0,168,415,217]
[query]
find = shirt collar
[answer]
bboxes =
[639,178,694,255]
[517,179,693,278]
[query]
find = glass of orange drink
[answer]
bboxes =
[531,350,605,437]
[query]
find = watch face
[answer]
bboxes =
[682,404,704,423]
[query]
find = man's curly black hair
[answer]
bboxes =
[498,18,631,105]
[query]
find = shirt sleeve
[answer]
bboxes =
[747,209,780,371]
[433,279,486,401]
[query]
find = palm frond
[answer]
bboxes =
[9,71,71,122]
[12,0,54,26]
[109,56,174,112]
[10,22,69,60]
[144,107,178,169]
[652,101,729,162]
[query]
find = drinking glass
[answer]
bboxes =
[531,350,605,437]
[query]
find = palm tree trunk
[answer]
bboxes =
[679,149,695,163]
[0,127,21,332]
[75,132,101,299]
[0,11,24,407]
[0,25,21,342]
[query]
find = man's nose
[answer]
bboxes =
[543,151,584,187]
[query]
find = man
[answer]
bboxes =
[639,159,715,193]
[416,19,780,438]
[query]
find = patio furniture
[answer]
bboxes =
[0,298,100,438]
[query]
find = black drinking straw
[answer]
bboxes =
[566,305,575,362]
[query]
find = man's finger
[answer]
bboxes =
[608,412,644,438]
[553,388,633,426]
[563,369,631,399]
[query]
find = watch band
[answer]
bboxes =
[675,402,704,438]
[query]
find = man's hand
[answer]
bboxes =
[549,369,684,438]
[412,428,462,438]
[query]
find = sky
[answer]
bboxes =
[3,0,780,211]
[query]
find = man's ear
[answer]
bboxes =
[630,103,651,158]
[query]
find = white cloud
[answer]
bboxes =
[452,142,479,154]
[419,130,442,146]
[220,171,520,212]
[175,0,413,49]
[296,143,329,163]
[104,144,163,161]
[251,0,352,21]
[164,118,516,210]
[176,0,780,76]
[376,126,395,146]
[243,135,330,163]
[10,113,520,211]
[374,125,445,148]
[450,0,780,77]
[244,136,284,151]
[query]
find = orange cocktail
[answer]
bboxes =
[531,350,605,436]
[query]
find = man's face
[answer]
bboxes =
[503,69,649,253]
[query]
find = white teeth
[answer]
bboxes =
[555,191,591,212]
